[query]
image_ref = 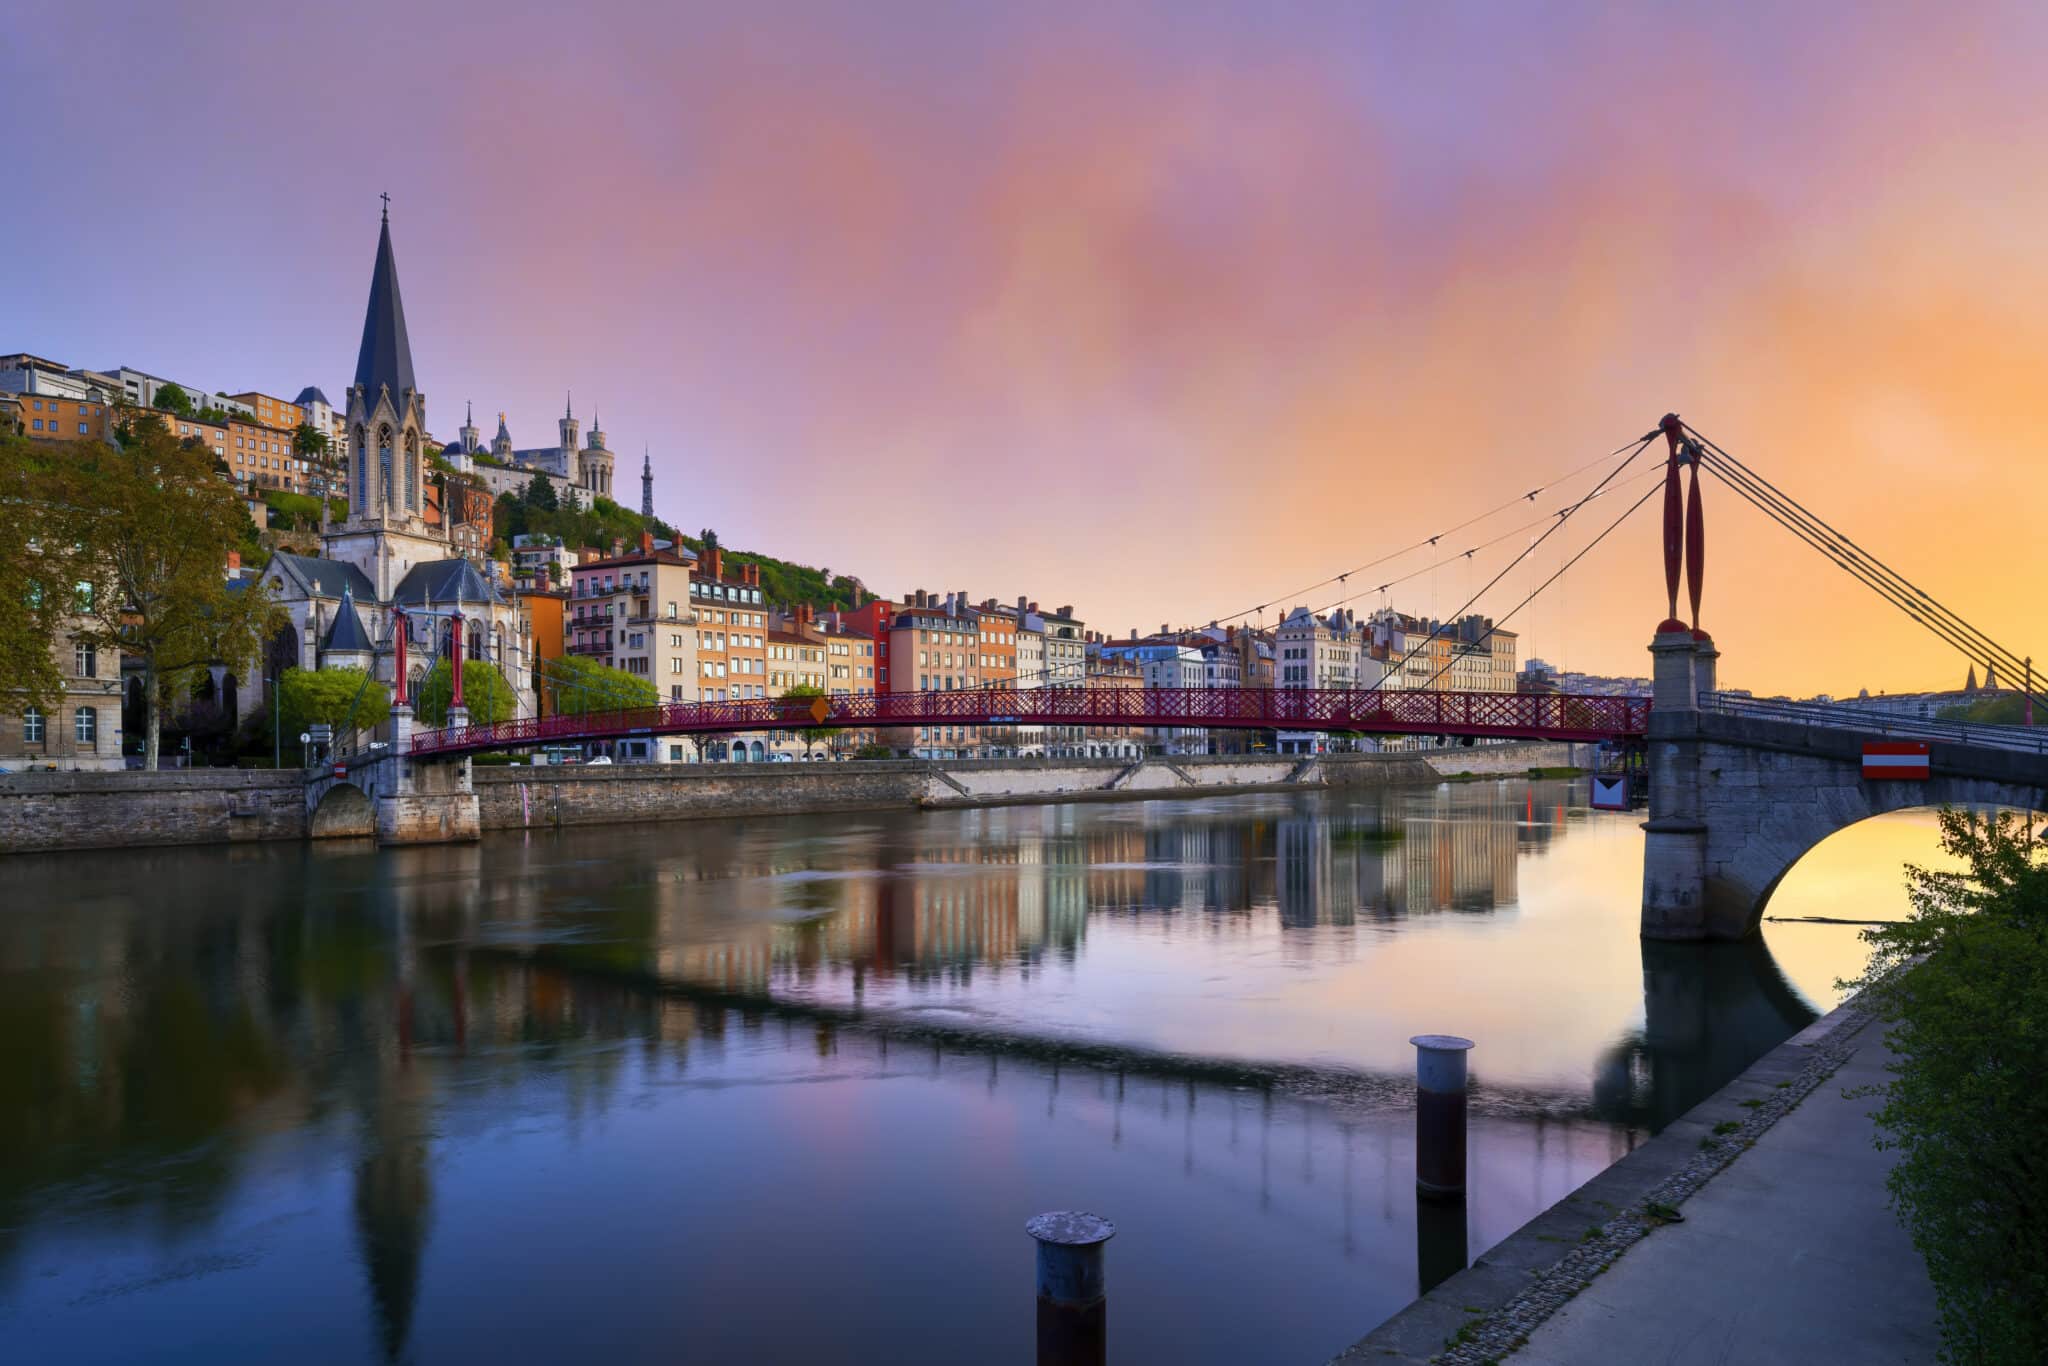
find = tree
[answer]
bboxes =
[293,422,330,462]
[153,382,193,416]
[524,470,559,513]
[0,433,82,713]
[700,527,720,552]
[1851,808,2048,1364]
[542,655,658,716]
[778,682,838,756]
[413,657,516,726]
[276,666,390,744]
[56,426,282,769]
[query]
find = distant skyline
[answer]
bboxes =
[5,1,2045,696]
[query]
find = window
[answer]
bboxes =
[78,423,88,435]
[31,420,41,431]
[74,643,95,678]
[23,707,45,743]
[75,706,97,744]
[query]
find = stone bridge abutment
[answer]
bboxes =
[1642,628,2048,940]
[304,705,480,846]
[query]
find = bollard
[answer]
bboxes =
[1411,1034,1474,1200]
[1028,1211,1113,1366]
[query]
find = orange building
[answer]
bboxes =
[225,391,305,434]
[18,392,115,443]
[518,588,569,715]
[688,547,770,707]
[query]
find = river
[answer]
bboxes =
[0,779,1921,1363]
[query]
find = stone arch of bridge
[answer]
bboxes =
[1709,778,2048,939]
[309,780,375,839]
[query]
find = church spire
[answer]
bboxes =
[353,203,416,402]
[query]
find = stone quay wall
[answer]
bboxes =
[0,742,1578,854]
[0,769,307,853]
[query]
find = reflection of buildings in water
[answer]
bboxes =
[1397,786,1522,915]
[1591,937,1819,1134]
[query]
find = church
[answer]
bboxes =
[260,207,533,716]
[440,396,617,504]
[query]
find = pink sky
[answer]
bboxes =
[6,2,2045,694]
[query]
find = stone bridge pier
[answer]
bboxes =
[304,706,480,846]
[1642,628,2048,940]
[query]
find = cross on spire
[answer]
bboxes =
[380,191,390,222]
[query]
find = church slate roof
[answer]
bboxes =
[324,588,374,652]
[353,215,417,402]
[269,551,376,602]
[392,558,502,607]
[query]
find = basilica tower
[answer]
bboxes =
[582,409,615,501]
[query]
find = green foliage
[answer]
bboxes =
[277,667,390,738]
[194,406,230,425]
[414,658,516,726]
[0,433,80,712]
[1938,694,2039,728]
[778,682,838,752]
[57,425,283,768]
[292,422,329,460]
[1852,809,2048,1364]
[153,382,193,415]
[262,489,324,530]
[542,656,658,716]
[525,470,559,513]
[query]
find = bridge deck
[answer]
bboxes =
[408,687,1649,758]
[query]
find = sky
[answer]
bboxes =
[5,1,2045,696]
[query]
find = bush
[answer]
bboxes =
[1853,808,2048,1363]
[414,658,516,726]
[542,655,657,715]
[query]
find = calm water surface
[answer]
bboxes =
[0,781,1926,1364]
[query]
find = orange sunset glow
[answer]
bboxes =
[6,1,2044,694]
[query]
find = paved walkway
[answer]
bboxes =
[1504,1023,1938,1365]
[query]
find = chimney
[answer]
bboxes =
[1057,605,1071,617]
[1028,601,1040,613]
[639,530,653,554]
[831,609,843,629]
[1160,622,1169,637]
[705,546,724,581]
[225,550,240,573]
[1017,595,1028,612]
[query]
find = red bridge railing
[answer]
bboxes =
[407,687,1650,758]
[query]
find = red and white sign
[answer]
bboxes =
[1862,741,1929,780]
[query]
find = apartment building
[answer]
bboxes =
[14,392,116,443]
[226,391,305,433]
[886,590,982,757]
[517,588,569,715]
[688,549,771,735]
[1082,654,1145,758]
[1039,603,1087,756]
[511,534,576,589]
[568,537,696,706]
[0,624,125,771]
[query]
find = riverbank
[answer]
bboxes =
[1333,993,1935,1364]
[0,742,1581,854]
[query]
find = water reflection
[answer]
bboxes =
[0,783,1866,1364]
[1592,939,1819,1132]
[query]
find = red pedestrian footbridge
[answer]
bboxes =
[405,686,1651,759]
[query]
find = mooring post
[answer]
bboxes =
[1027,1210,1112,1366]
[1411,1035,1474,1200]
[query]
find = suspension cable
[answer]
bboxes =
[1403,479,1662,694]
[1208,430,1664,626]
[1351,433,1657,695]
[1684,422,2045,711]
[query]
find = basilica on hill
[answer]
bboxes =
[259,207,532,714]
